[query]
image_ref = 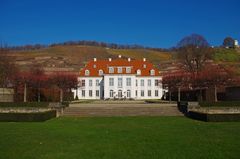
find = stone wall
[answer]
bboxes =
[0,88,14,102]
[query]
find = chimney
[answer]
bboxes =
[93,58,97,62]
[109,58,112,62]
[118,55,122,58]
[128,58,131,62]
[143,58,146,62]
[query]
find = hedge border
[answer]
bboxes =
[0,102,49,108]
[0,110,56,122]
[188,111,240,122]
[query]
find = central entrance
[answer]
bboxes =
[118,90,122,98]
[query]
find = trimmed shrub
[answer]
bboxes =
[0,102,49,108]
[200,101,240,107]
[188,111,240,122]
[0,110,56,122]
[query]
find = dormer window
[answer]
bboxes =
[109,67,114,73]
[143,64,146,68]
[126,67,131,73]
[137,69,141,75]
[85,70,90,76]
[93,64,96,68]
[150,69,155,75]
[99,69,103,76]
[118,67,122,73]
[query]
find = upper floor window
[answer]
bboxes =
[150,69,155,75]
[136,80,138,86]
[96,79,100,86]
[126,67,131,73]
[118,78,123,88]
[118,67,122,73]
[148,79,151,86]
[137,69,141,75]
[141,79,144,86]
[85,70,90,76]
[81,80,85,87]
[109,78,114,86]
[89,80,92,87]
[126,78,131,86]
[109,67,114,73]
[99,69,103,76]
[155,80,159,86]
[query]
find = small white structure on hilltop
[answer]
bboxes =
[234,40,239,48]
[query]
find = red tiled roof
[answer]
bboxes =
[79,58,161,77]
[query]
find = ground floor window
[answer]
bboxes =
[148,90,151,97]
[110,90,114,97]
[82,90,85,97]
[127,90,131,98]
[89,90,92,97]
[135,90,138,97]
[96,90,99,97]
[141,90,144,97]
[155,90,158,97]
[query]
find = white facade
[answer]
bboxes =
[72,57,163,100]
[73,75,163,100]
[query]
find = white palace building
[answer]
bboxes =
[73,55,163,100]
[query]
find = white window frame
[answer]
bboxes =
[118,67,122,73]
[109,67,114,73]
[126,78,131,86]
[126,67,131,73]
[150,69,155,75]
[148,79,151,87]
[118,78,123,88]
[141,79,144,87]
[85,70,90,76]
[109,78,114,86]
[89,80,92,87]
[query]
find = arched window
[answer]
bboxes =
[118,90,122,98]
[99,69,103,76]
[150,69,155,75]
[127,90,131,98]
[137,69,141,75]
[85,70,90,76]
[110,90,114,98]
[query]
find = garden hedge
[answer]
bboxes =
[0,110,56,122]
[188,111,240,122]
[0,102,49,108]
[199,101,240,107]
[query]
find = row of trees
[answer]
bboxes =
[163,34,239,102]
[0,48,78,102]
[13,68,78,102]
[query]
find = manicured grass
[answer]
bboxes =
[0,116,239,159]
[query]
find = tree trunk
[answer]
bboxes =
[38,88,40,102]
[60,89,63,102]
[198,89,203,102]
[169,91,172,103]
[178,87,181,102]
[24,83,27,102]
[214,85,218,102]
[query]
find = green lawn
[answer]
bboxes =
[0,116,239,159]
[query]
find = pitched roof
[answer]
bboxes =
[79,57,161,77]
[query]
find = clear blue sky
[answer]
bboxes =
[0,0,239,48]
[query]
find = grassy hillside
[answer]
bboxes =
[7,45,240,75]
[213,48,240,74]
[9,45,173,71]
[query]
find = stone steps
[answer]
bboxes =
[63,105,183,117]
